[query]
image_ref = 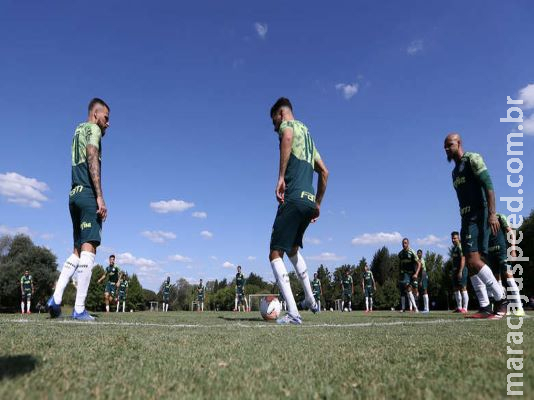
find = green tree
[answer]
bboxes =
[127,274,145,310]
[86,265,105,311]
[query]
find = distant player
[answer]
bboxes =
[197,279,205,312]
[398,238,420,313]
[162,277,171,312]
[417,249,430,313]
[341,270,354,311]
[361,264,375,313]
[444,133,506,318]
[451,231,468,313]
[311,273,322,313]
[268,98,329,325]
[117,273,128,313]
[234,266,249,312]
[97,255,121,312]
[20,270,34,314]
[48,98,110,321]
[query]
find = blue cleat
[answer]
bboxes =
[72,310,95,321]
[47,296,61,318]
[276,313,302,325]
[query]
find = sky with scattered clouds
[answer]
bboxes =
[1,1,533,290]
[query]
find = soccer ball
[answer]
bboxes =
[260,296,282,321]
[343,308,348,312]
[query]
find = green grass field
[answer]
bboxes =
[0,310,531,400]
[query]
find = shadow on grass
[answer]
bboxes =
[217,315,264,322]
[0,355,38,380]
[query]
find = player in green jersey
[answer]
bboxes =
[487,213,524,316]
[361,264,375,313]
[417,250,430,313]
[444,133,506,319]
[268,98,329,325]
[48,98,110,321]
[234,266,249,312]
[117,273,129,313]
[162,276,172,312]
[197,279,205,312]
[97,255,122,312]
[450,232,469,313]
[311,273,322,313]
[20,270,34,314]
[398,238,421,313]
[341,270,354,311]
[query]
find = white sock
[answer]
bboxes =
[462,291,469,310]
[341,301,345,311]
[369,297,373,310]
[54,254,80,304]
[317,300,321,312]
[408,295,413,311]
[122,302,126,312]
[74,251,95,314]
[454,290,461,309]
[288,252,316,308]
[476,265,504,301]
[365,297,369,311]
[21,302,25,313]
[234,298,238,310]
[506,278,523,310]
[348,301,352,311]
[106,304,109,312]
[408,292,418,311]
[27,301,31,312]
[401,296,405,310]
[271,258,299,316]
[423,294,429,311]
[470,274,489,308]
[116,302,119,312]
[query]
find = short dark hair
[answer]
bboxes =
[402,237,409,242]
[270,97,292,118]
[417,249,422,253]
[109,254,115,259]
[451,231,459,237]
[88,98,110,113]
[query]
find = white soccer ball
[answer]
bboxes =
[344,308,348,312]
[260,296,282,321]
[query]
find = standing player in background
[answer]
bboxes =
[444,133,506,319]
[417,249,430,313]
[361,264,375,313]
[197,279,205,312]
[48,98,110,321]
[398,238,421,313]
[117,273,129,313]
[267,98,329,325]
[341,270,354,312]
[234,266,249,312]
[451,232,468,313]
[162,276,171,312]
[20,270,34,314]
[97,255,121,312]
[311,273,322,313]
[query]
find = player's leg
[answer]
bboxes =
[122,301,126,312]
[244,296,249,312]
[407,286,418,312]
[234,294,238,311]
[369,292,373,312]
[503,266,524,315]
[21,295,25,314]
[26,294,31,314]
[104,288,110,312]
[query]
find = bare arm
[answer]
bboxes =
[276,128,293,203]
[486,189,498,235]
[414,261,421,279]
[311,158,329,223]
[87,144,107,221]
[506,226,517,258]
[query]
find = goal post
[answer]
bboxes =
[149,301,159,312]
[248,293,280,311]
[191,300,199,311]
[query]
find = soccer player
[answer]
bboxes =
[341,270,354,312]
[398,238,421,313]
[97,255,121,312]
[450,231,468,313]
[311,273,322,313]
[444,133,506,318]
[417,249,430,313]
[361,264,375,313]
[162,276,171,312]
[234,266,249,312]
[117,273,128,313]
[268,98,329,325]
[487,213,524,316]
[20,270,34,314]
[47,98,110,321]
[197,279,205,312]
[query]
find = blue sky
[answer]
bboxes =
[1,1,533,291]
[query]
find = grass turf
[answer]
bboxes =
[0,310,531,399]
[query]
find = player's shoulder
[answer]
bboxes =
[464,152,487,169]
[497,213,509,227]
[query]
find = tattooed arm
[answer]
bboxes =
[87,144,107,221]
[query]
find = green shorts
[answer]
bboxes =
[399,272,411,289]
[69,188,102,248]
[313,291,321,302]
[342,292,352,302]
[118,292,126,301]
[452,267,468,288]
[197,295,204,302]
[364,286,373,297]
[105,282,117,296]
[420,271,429,291]
[163,293,170,302]
[461,210,489,255]
[236,293,246,305]
[270,201,317,253]
[22,292,32,301]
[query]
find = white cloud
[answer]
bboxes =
[522,113,534,135]
[351,231,403,245]
[192,211,207,219]
[0,225,32,236]
[210,256,218,261]
[415,234,448,247]
[141,230,176,243]
[254,22,268,39]
[40,233,54,240]
[304,237,321,245]
[200,230,213,239]
[116,252,158,270]
[307,252,345,261]
[150,199,194,214]
[247,256,256,261]
[222,261,235,269]
[0,172,49,208]
[169,254,193,263]
[518,83,534,110]
[407,39,423,55]
[335,83,359,100]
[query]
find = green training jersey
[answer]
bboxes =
[452,152,490,218]
[398,248,419,274]
[236,273,245,289]
[197,284,204,296]
[342,275,353,292]
[71,122,102,194]
[106,265,120,284]
[419,258,426,272]
[163,281,171,295]
[119,280,128,293]
[312,278,321,294]
[451,244,463,271]
[277,120,321,206]
[363,271,374,287]
[20,275,32,292]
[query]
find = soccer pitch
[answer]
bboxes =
[0,311,531,400]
